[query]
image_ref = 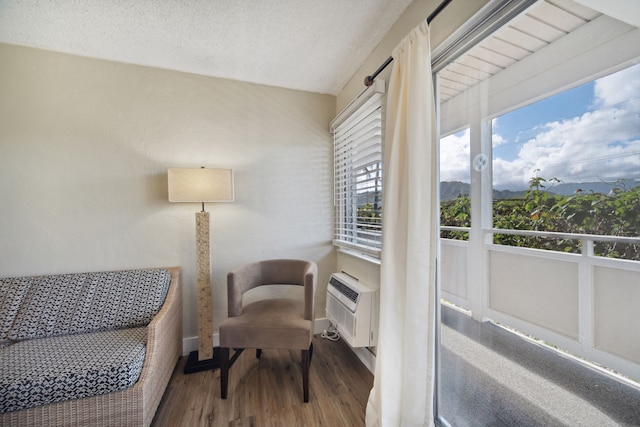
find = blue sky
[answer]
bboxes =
[492,83,594,162]
[440,62,640,190]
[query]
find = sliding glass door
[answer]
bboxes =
[434,1,640,425]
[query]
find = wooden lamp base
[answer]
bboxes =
[183,210,217,374]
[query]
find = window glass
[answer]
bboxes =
[435,2,640,426]
[491,64,640,259]
[440,128,471,240]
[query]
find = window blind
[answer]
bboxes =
[331,80,385,257]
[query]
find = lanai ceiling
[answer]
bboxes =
[437,0,640,105]
[438,0,602,103]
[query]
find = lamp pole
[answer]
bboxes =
[195,209,213,361]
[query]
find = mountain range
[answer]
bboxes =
[441,180,640,201]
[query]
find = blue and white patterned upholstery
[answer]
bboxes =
[0,327,147,413]
[0,268,174,414]
[7,269,170,340]
[0,277,32,347]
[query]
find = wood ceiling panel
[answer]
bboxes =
[467,45,518,69]
[527,1,588,32]
[441,69,483,87]
[446,62,494,82]
[511,14,566,43]
[438,86,460,102]
[482,37,532,60]
[438,75,474,93]
[547,0,601,21]
[495,26,548,52]
[456,55,504,75]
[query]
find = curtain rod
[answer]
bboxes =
[364,0,453,87]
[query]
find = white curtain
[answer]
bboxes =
[365,21,438,427]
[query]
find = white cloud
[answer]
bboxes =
[594,63,640,108]
[492,64,640,189]
[440,129,470,182]
[491,121,508,148]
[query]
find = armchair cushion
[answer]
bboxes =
[220,298,312,350]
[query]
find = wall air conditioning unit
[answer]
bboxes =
[326,272,378,348]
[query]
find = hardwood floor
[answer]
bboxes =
[152,336,374,427]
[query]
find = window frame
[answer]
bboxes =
[331,80,385,258]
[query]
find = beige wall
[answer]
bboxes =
[0,43,336,350]
[335,0,490,285]
[0,0,492,352]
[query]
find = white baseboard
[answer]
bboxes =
[350,346,376,374]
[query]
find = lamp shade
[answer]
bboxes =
[168,168,234,202]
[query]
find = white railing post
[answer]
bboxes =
[578,238,594,352]
[467,114,491,322]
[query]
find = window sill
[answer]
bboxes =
[336,246,381,266]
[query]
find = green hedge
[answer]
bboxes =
[440,178,640,261]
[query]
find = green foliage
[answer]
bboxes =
[440,195,471,240]
[549,180,640,259]
[357,203,382,230]
[440,177,640,261]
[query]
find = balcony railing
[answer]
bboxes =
[439,227,640,382]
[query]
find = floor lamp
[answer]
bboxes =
[168,167,234,374]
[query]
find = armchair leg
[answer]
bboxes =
[301,347,311,403]
[220,347,230,399]
[256,348,262,359]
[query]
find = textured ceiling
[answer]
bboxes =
[0,0,414,95]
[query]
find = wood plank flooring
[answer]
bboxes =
[152,336,374,427]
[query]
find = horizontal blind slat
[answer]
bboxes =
[333,84,384,259]
[335,94,383,133]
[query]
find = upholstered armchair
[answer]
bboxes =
[219,259,318,402]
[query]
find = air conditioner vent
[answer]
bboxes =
[329,276,358,303]
[326,273,378,348]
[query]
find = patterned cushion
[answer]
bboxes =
[7,269,170,340]
[0,327,147,413]
[0,277,32,343]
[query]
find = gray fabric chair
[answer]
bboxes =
[219,259,318,402]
